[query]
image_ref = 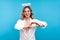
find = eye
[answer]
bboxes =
[28,11,30,12]
[24,11,26,12]
[28,11,29,12]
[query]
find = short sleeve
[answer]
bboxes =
[33,19,47,29]
[15,19,24,30]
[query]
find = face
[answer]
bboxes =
[23,8,31,18]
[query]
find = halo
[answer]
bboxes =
[22,3,31,6]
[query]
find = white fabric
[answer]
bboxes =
[15,18,47,40]
[15,19,25,30]
[33,19,47,29]
[22,3,31,6]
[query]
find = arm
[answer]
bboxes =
[35,19,47,28]
[15,20,24,30]
[28,19,47,28]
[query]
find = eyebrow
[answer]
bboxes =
[25,10,30,11]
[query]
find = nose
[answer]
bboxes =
[26,11,29,14]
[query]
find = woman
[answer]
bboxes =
[15,6,47,40]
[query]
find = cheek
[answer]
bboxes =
[23,12,31,17]
[28,12,31,15]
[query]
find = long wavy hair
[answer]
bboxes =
[21,6,33,20]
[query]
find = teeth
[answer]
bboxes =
[22,3,31,6]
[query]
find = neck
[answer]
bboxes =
[24,17,30,20]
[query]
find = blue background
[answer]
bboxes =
[0,0,60,40]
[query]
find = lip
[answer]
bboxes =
[25,14,28,17]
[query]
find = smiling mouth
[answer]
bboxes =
[26,15,29,16]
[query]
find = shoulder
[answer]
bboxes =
[17,19,24,23]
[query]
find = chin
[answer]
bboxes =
[25,16,30,18]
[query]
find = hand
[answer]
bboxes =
[28,22,40,28]
[42,24,45,27]
[31,22,40,26]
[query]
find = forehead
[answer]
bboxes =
[24,8,30,11]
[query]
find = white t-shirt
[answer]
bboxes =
[15,18,47,40]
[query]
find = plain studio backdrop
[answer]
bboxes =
[0,0,60,40]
